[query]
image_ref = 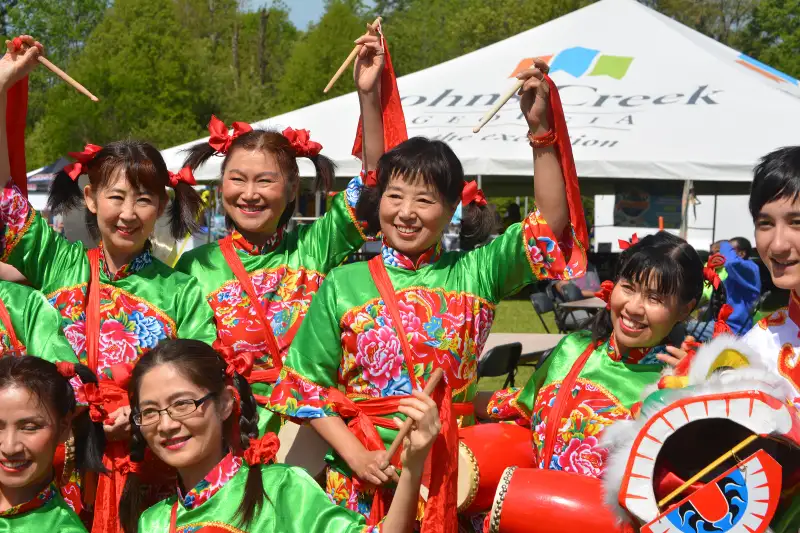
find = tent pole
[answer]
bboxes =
[477,174,482,190]
[711,194,717,243]
[679,179,693,240]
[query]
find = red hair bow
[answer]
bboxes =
[461,181,487,207]
[56,361,76,378]
[79,383,107,423]
[64,144,103,181]
[220,349,258,381]
[208,115,253,154]
[363,169,378,187]
[282,127,323,158]
[595,279,614,309]
[168,166,197,188]
[703,253,726,290]
[618,233,639,250]
[244,433,280,466]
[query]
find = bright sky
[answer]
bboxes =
[246,0,327,30]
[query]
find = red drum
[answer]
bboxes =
[420,423,535,514]
[487,467,633,533]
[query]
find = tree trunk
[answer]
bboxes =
[258,8,270,86]
[232,20,240,90]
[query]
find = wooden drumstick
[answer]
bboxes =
[473,78,523,134]
[38,56,99,102]
[323,16,382,94]
[380,368,444,469]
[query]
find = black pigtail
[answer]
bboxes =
[168,182,204,240]
[47,171,84,215]
[181,142,218,174]
[230,371,267,528]
[308,154,336,194]
[70,364,107,473]
[460,202,497,249]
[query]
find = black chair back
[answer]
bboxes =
[478,342,523,388]
[529,292,554,333]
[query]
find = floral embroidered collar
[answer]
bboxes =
[177,452,243,510]
[230,228,285,256]
[606,335,666,365]
[381,238,442,271]
[99,241,153,282]
[0,481,56,517]
[789,291,800,327]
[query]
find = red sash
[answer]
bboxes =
[352,255,457,533]
[219,236,283,385]
[539,341,596,469]
[0,297,22,353]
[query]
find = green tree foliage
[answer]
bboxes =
[9,0,800,171]
[738,0,800,78]
[276,0,368,111]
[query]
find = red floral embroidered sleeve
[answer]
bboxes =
[468,205,587,301]
[268,273,343,419]
[0,183,82,290]
[486,387,531,428]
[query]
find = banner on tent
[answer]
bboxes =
[613,183,681,228]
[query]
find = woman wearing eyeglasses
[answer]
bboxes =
[119,339,438,533]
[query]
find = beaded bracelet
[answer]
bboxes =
[528,129,557,149]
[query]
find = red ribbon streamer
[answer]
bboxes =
[544,74,588,248]
[352,34,408,161]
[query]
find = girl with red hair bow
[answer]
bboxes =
[268,58,588,531]
[122,339,437,533]
[174,24,396,435]
[0,37,216,533]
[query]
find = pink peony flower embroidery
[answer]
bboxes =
[98,319,139,368]
[529,245,544,265]
[556,436,607,478]
[64,321,87,357]
[397,301,424,342]
[355,325,404,390]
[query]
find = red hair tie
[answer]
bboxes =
[78,383,107,423]
[282,127,323,158]
[461,180,487,207]
[168,166,197,188]
[56,361,76,378]
[713,304,734,337]
[618,233,639,250]
[208,115,253,154]
[119,458,143,476]
[63,144,103,181]
[594,279,614,309]
[243,433,280,466]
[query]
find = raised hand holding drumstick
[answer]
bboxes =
[353,23,386,172]
[518,58,551,136]
[0,35,42,92]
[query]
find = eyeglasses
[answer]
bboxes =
[132,392,216,427]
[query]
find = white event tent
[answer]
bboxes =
[161,0,800,250]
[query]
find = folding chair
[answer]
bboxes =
[478,342,522,389]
